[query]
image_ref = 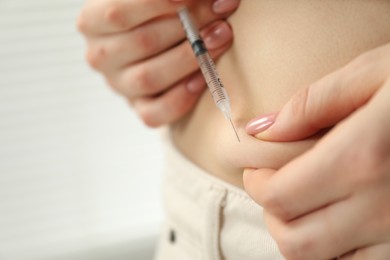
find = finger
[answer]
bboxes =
[246,43,390,142]
[264,198,381,260]
[252,83,390,259]
[112,21,233,98]
[245,80,390,221]
[89,17,231,74]
[243,136,353,221]
[87,16,184,72]
[352,243,390,260]
[78,0,187,35]
[243,167,275,204]
[213,0,241,14]
[132,71,206,127]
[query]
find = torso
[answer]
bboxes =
[171,0,390,188]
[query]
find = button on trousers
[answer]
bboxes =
[154,136,284,260]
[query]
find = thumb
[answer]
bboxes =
[246,50,387,142]
[243,168,276,206]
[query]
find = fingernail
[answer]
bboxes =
[186,72,206,93]
[213,0,239,14]
[203,22,232,50]
[246,113,277,135]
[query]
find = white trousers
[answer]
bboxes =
[154,134,284,260]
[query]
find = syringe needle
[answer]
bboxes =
[229,118,240,142]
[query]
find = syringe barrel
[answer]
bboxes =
[197,53,230,109]
[178,7,232,117]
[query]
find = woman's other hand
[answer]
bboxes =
[244,43,390,259]
[77,0,240,127]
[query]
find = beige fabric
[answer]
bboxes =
[154,134,284,260]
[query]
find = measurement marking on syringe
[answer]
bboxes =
[178,7,240,142]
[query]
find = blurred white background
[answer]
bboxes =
[0,1,164,259]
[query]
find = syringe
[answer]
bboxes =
[178,7,240,142]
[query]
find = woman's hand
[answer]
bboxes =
[244,43,390,259]
[77,0,240,127]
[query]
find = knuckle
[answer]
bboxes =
[133,29,158,54]
[86,46,106,70]
[104,2,127,29]
[132,66,155,93]
[138,109,161,128]
[76,10,87,33]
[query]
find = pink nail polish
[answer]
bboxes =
[203,22,232,50]
[213,0,239,14]
[246,113,277,135]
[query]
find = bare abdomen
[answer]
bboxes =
[172,0,390,187]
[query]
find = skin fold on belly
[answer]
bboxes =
[171,0,390,188]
